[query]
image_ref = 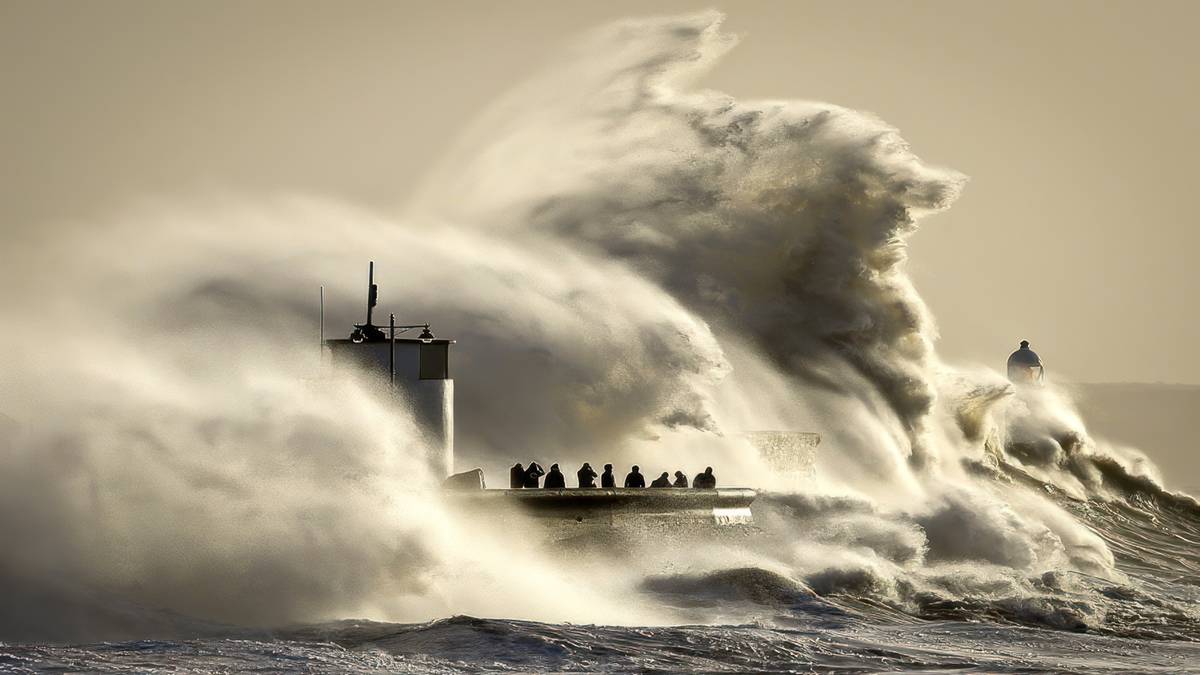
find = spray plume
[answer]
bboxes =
[0,11,1185,641]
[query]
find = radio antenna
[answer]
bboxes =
[350,261,386,342]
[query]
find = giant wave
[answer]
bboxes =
[0,11,1197,672]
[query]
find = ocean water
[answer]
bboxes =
[4,476,1197,673]
[4,618,1195,673]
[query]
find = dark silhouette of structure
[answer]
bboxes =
[624,465,646,488]
[345,261,437,345]
[544,463,566,489]
[650,471,672,488]
[693,467,716,489]
[324,262,454,478]
[673,471,688,488]
[510,463,525,489]
[601,464,616,488]
[349,261,386,343]
[577,462,598,488]
[523,462,545,489]
[1007,340,1045,385]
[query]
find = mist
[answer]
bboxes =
[0,11,1186,642]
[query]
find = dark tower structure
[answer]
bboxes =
[325,262,454,477]
[1007,340,1044,386]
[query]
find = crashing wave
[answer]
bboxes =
[0,11,1195,646]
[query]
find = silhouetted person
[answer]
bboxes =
[672,471,688,488]
[624,465,646,488]
[693,466,716,489]
[650,471,671,488]
[523,461,545,489]
[601,463,616,488]
[510,463,525,489]
[577,462,598,488]
[544,463,566,489]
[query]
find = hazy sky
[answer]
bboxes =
[4,0,1197,384]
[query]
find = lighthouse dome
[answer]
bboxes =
[1007,340,1044,385]
[1007,340,1042,367]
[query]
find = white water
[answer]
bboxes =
[0,14,1197,669]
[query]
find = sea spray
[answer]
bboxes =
[0,200,682,638]
[0,12,1195,643]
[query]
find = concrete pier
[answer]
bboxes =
[446,487,756,527]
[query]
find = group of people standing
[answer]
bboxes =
[509,462,718,490]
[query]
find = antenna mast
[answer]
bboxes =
[350,261,386,342]
[366,261,378,328]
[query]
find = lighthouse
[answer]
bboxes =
[1006,340,1044,386]
[324,262,454,477]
